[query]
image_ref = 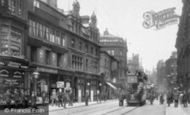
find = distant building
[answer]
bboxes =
[156,60,167,93]
[165,52,177,90]
[100,51,119,82]
[128,54,141,74]
[100,29,128,83]
[0,0,101,103]
[99,51,119,99]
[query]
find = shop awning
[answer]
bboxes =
[106,82,117,90]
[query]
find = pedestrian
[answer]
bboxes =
[159,94,164,104]
[57,89,63,107]
[62,90,67,108]
[182,91,188,107]
[173,89,179,107]
[85,91,89,106]
[167,91,173,107]
[119,89,124,106]
[69,91,73,106]
[97,91,101,103]
[31,91,37,108]
[51,89,57,106]
[179,91,183,104]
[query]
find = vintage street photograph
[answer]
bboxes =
[0,0,189,115]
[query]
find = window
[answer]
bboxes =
[71,38,75,48]
[9,0,16,14]
[45,50,51,65]
[0,0,5,6]
[33,0,39,8]
[31,46,37,62]
[0,25,23,58]
[29,19,65,46]
[79,41,82,50]
[72,55,83,70]
[18,0,22,15]
[39,24,43,38]
[45,26,49,40]
[61,34,65,46]
[86,59,88,71]
[85,44,88,53]
[91,47,94,54]
[95,49,98,56]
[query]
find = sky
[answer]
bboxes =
[57,0,183,71]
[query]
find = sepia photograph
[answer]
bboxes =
[0,0,189,115]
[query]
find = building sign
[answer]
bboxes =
[7,61,21,68]
[13,71,23,78]
[0,69,9,77]
[143,7,180,29]
[127,75,137,83]
[56,81,64,88]
[37,67,58,74]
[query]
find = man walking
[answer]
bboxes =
[182,91,188,107]
[173,89,179,107]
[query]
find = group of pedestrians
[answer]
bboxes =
[0,89,30,108]
[50,89,73,108]
[166,89,189,107]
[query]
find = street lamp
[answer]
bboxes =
[85,82,90,106]
[33,71,39,96]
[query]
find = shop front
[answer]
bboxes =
[77,78,85,102]
[0,58,29,108]
[31,66,58,105]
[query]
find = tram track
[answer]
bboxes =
[102,106,139,115]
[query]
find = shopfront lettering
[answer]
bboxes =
[4,79,19,85]
[143,7,180,29]
[7,62,21,68]
[37,67,58,73]
[13,71,23,78]
[0,69,9,77]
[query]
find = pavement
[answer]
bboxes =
[49,99,117,112]
[166,103,190,115]
[49,99,190,115]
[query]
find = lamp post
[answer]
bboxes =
[99,83,102,94]
[33,71,39,96]
[85,82,90,106]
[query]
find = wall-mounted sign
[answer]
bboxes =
[0,69,9,77]
[56,81,64,88]
[143,7,180,30]
[37,67,58,73]
[13,71,22,78]
[7,61,21,68]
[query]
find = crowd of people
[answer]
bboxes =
[0,89,34,109]
[166,89,189,107]
[50,89,73,108]
[148,88,190,108]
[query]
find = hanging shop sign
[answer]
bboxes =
[56,81,64,88]
[143,7,180,29]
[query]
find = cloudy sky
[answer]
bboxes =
[57,0,183,71]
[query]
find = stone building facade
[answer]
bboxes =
[175,0,190,92]
[0,0,102,103]
[100,29,128,86]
